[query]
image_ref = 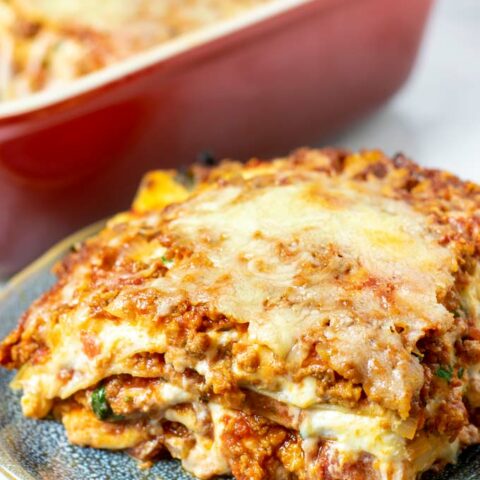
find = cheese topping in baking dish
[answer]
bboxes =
[0,0,274,100]
[1,149,480,480]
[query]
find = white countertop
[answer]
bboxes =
[1,0,480,478]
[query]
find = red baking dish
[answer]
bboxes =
[0,0,433,276]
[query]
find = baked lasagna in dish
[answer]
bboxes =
[1,149,480,479]
[0,0,272,100]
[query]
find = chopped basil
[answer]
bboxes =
[91,385,112,420]
[91,385,124,421]
[435,365,453,383]
[458,367,465,379]
[161,255,173,267]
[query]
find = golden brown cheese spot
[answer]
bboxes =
[132,171,189,213]
[365,227,414,253]
[301,183,353,210]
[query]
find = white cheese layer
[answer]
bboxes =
[12,308,168,417]
[300,406,406,462]
[255,377,319,409]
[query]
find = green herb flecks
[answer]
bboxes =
[91,385,112,420]
[161,255,174,268]
[458,367,465,379]
[435,365,453,383]
[91,385,124,421]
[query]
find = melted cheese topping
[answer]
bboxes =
[149,177,455,415]
[162,181,454,357]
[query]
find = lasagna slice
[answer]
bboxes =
[1,149,480,480]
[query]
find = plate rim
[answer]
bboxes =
[0,221,104,480]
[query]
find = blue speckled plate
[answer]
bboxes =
[0,224,479,480]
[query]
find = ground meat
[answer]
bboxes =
[312,442,380,480]
[221,412,303,480]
